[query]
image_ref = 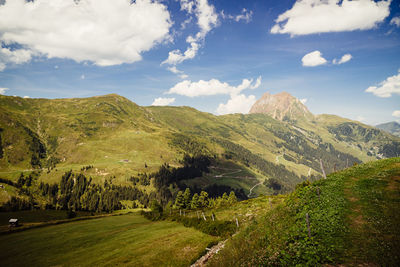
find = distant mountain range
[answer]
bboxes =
[376,121,400,137]
[0,93,399,202]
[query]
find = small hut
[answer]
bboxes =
[9,218,19,227]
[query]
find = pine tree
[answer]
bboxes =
[198,191,209,208]
[191,193,199,209]
[228,191,237,204]
[183,188,191,209]
[174,191,185,209]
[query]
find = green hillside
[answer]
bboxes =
[0,94,399,209]
[209,157,400,266]
[1,158,398,266]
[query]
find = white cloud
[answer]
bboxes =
[80,74,85,80]
[163,0,218,72]
[217,94,256,115]
[162,42,199,66]
[151,97,175,106]
[221,8,253,23]
[181,17,193,30]
[333,53,352,64]
[302,51,327,67]
[195,0,219,40]
[300,98,307,104]
[167,66,188,79]
[180,0,195,14]
[23,96,30,99]
[392,110,400,117]
[0,47,33,71]
[0,0,172,69]
[391,17,400,27]
[234,8,253,23]
[0,87,8,94]
[167,76,261,97]
[356,115,367,123]
[271,0,391,36]
[365,69,400,98]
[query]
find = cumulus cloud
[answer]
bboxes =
[302,51,327,67]
[333,54,352,65]
[163,0,218,75]
[365,69,400,97]
[300,98,307,104]
[0,87,8,95]
[392,110,400,117]
[151,97,175,106]
[162,42,200,66]
[0,0,172,70]
[167,76,261,97]
[0,47,33,71]
[270,0,391,36]
[217,94,256,115]
[391,17,400,27]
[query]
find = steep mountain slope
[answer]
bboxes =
[209,157,400,266]
[0,93,399,201]
[376,121,400,137]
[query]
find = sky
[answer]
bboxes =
[0,0,400,125]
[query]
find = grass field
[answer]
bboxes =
[0,212,219,267]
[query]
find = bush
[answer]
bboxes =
[66,209,77,219]
[173,216,236,237]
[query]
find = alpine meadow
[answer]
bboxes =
[0,0,400,266]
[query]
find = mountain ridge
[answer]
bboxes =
[0,93,399,204]
[376,121,400,137]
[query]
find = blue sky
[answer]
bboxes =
[0,0,399,125]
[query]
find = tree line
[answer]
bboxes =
[173,188,237,210]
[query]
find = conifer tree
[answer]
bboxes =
[228,191,237,204]
[191,193,199,209]
[183,188,191,209]
[198,191,209,208]
[174,191,185,209]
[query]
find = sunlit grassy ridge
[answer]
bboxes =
[208,157,400,266]
[0,94,398,203]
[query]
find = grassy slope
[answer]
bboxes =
[209,157,400,266]
[0,94,398,198]
[0,212,219,267]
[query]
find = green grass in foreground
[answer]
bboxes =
[0,212,219,267]
[208,157,400,266]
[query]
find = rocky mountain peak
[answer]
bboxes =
[249,91,313,121]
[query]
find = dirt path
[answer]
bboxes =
[247,182,263,198]
[191,239,227,267]
[343,174,369,264]
[342,162,400,265]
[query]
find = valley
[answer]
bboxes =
[0,93,399,266]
